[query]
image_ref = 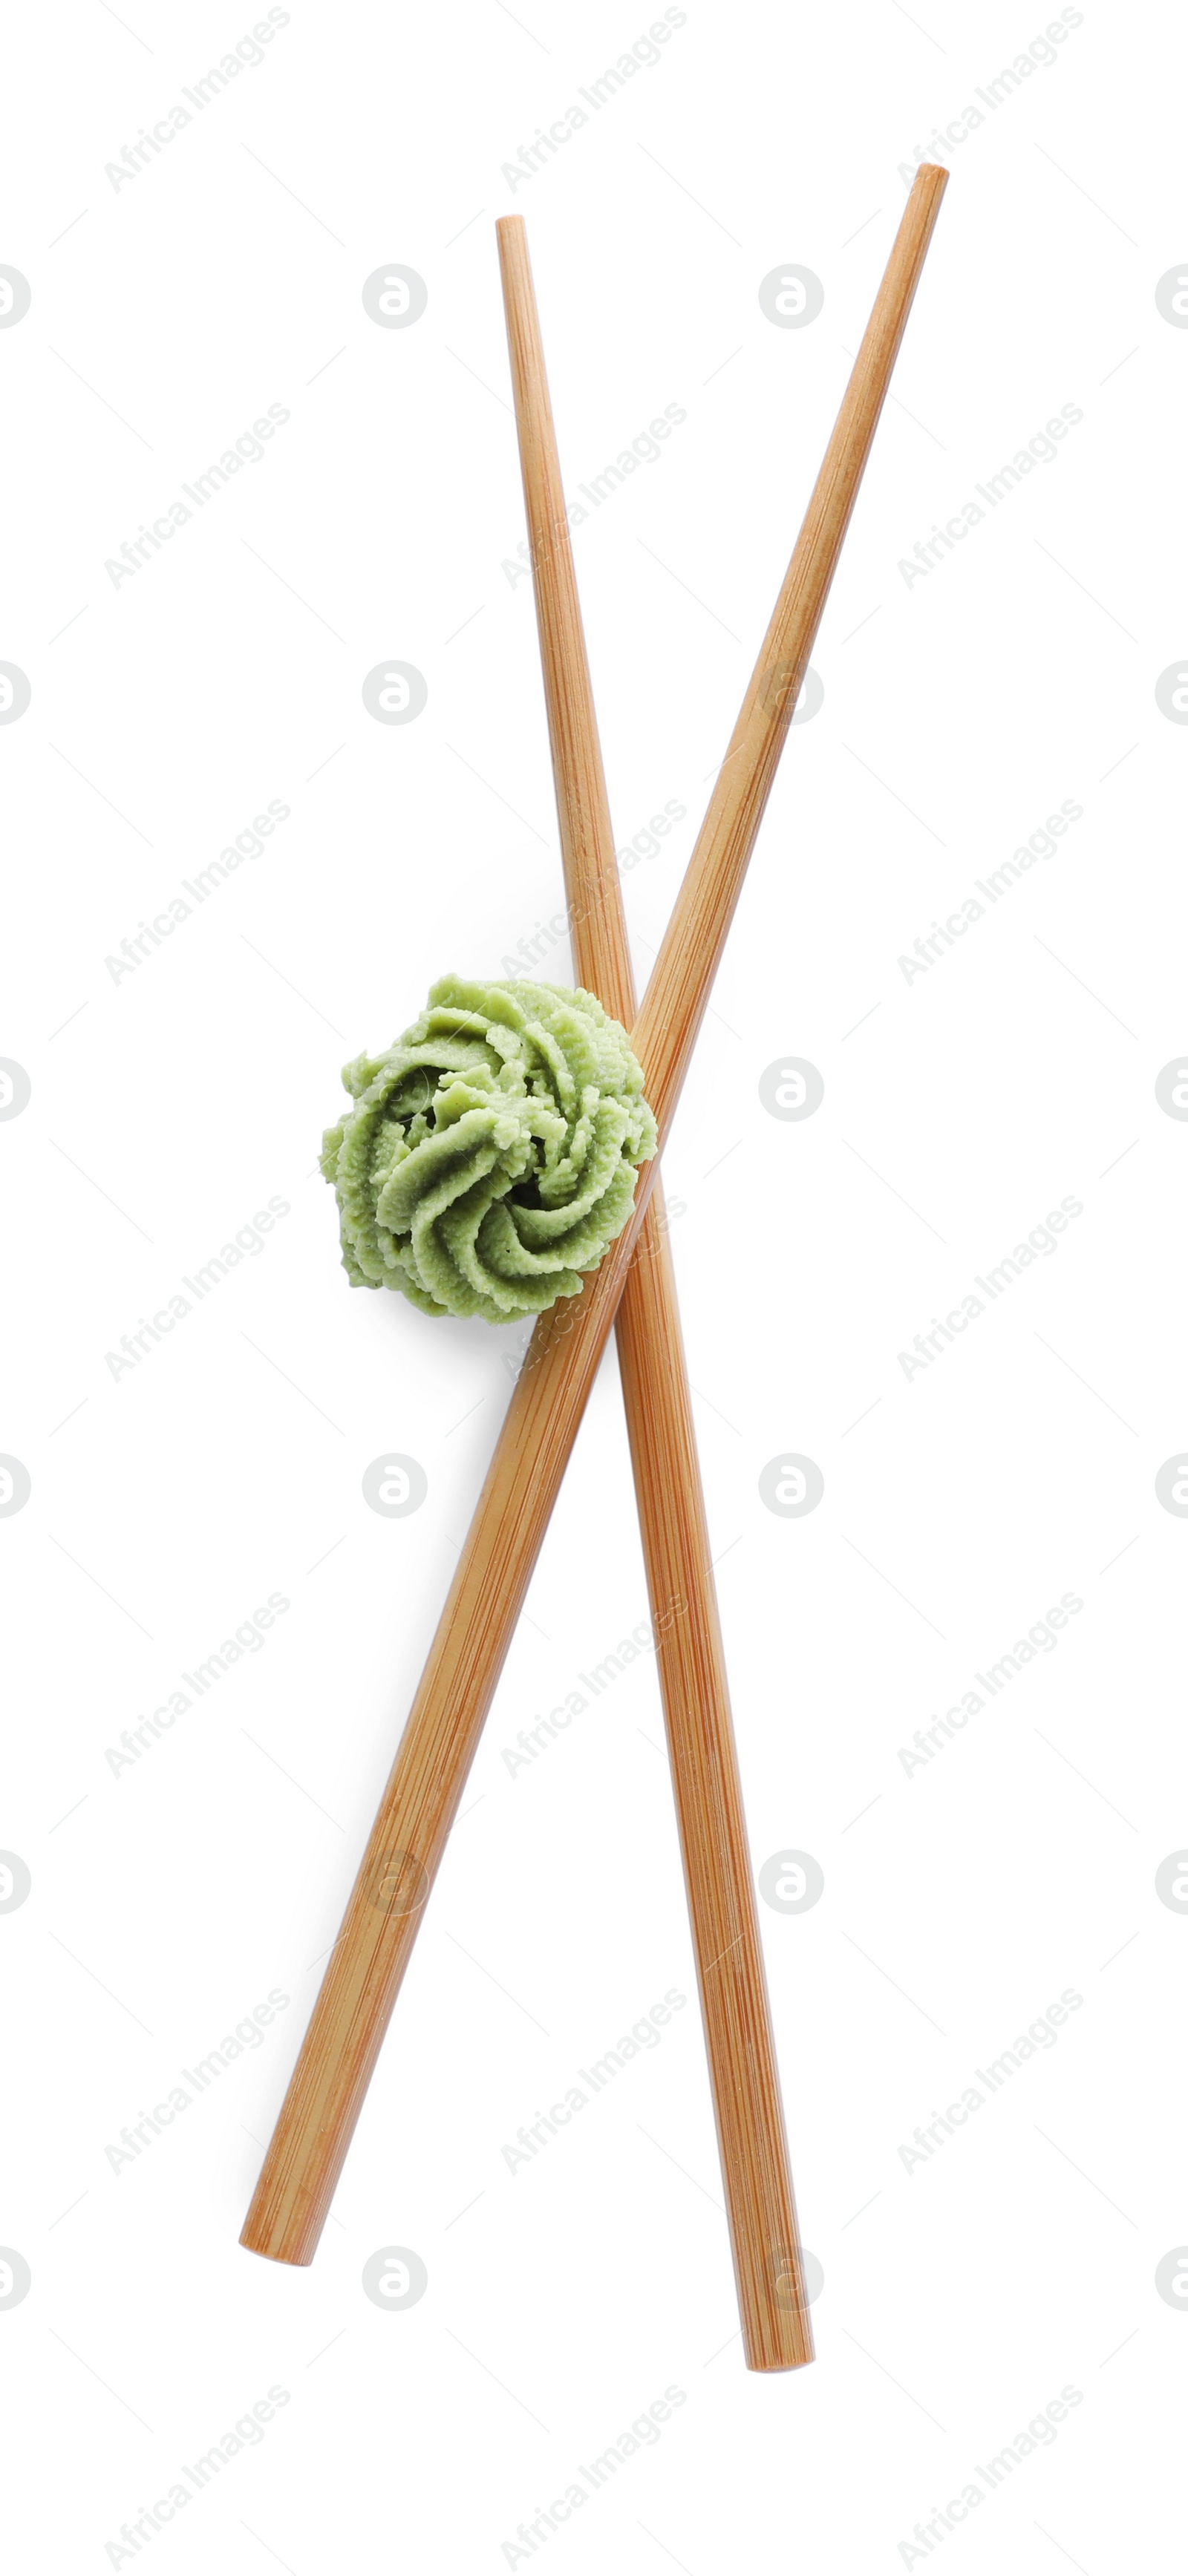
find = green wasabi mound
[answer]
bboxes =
[319,972,658,1322]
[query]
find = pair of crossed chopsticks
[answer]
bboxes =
[241,167,947,2373]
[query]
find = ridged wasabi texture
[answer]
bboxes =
[320,973,657,1322]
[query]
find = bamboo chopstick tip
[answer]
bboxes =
[742,2316,815,2372]
[238,2220,313,2268]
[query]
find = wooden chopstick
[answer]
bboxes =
[497,212,811,2371]
[240,166,948,2277]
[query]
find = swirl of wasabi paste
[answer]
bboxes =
[319,973,658,1322]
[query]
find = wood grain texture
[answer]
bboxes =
[240,166,947,2273]
[497,212,810,2371]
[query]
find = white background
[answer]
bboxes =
[3,1,1187,2568]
